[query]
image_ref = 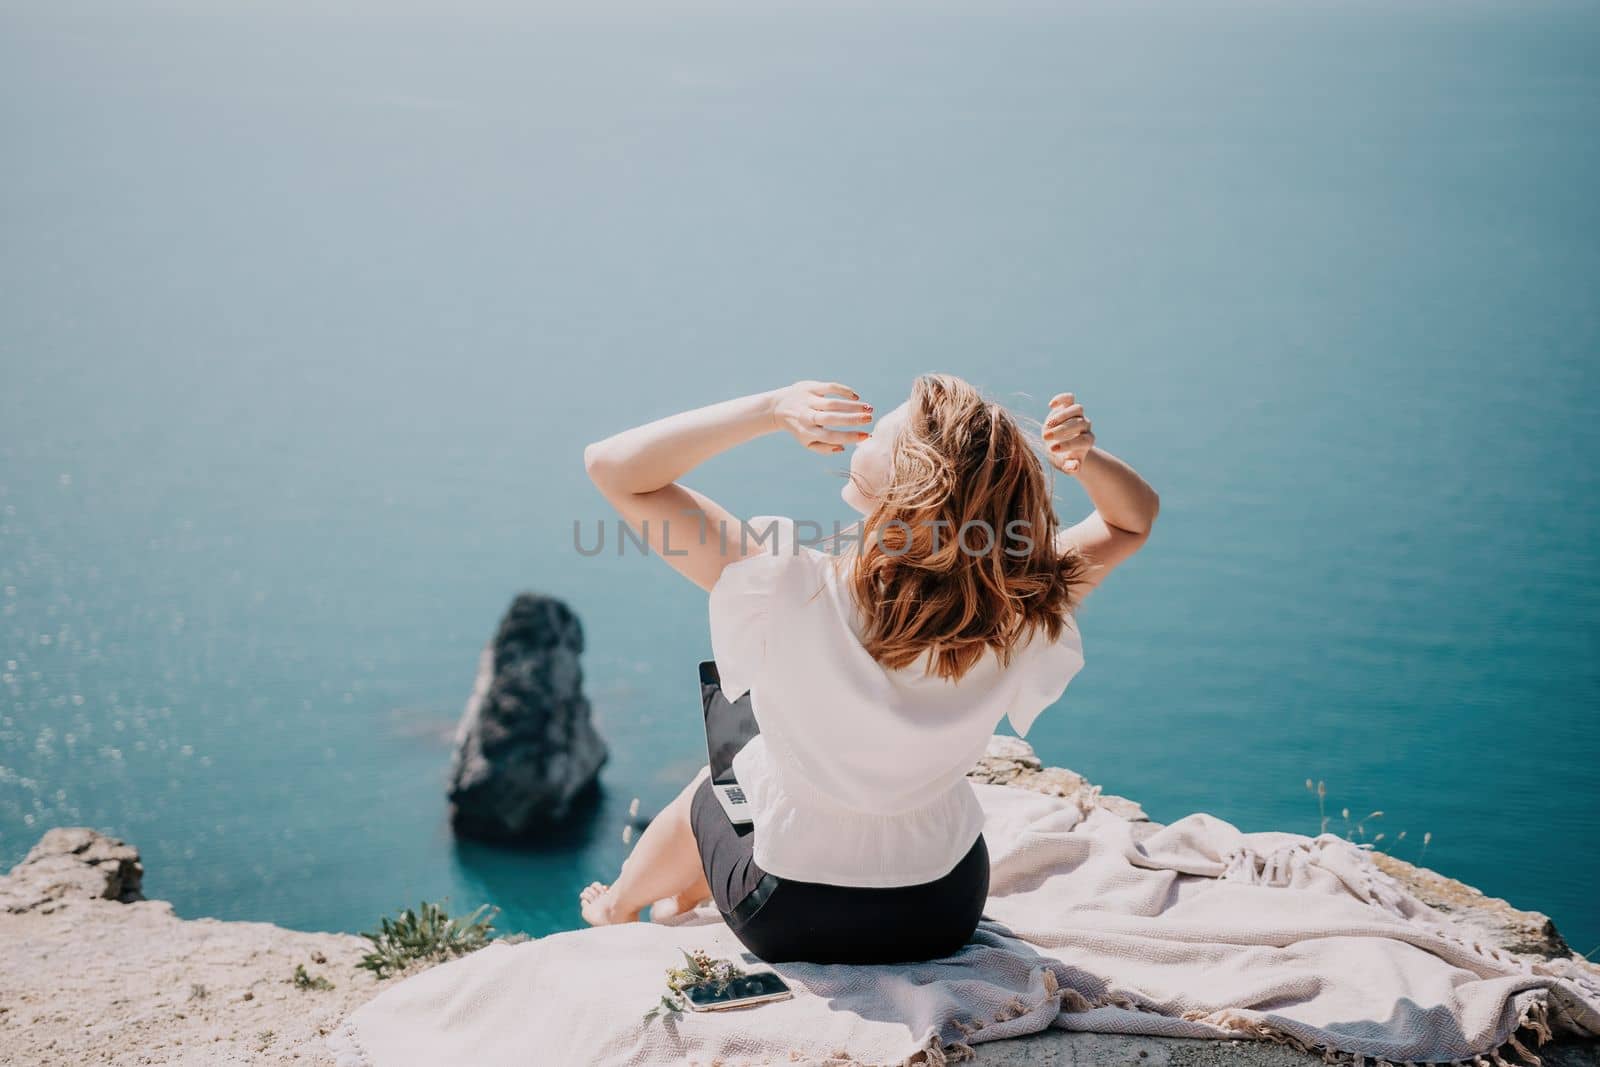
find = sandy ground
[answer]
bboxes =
[0,894,387,1065]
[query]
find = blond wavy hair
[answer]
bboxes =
[841,373,1087,683]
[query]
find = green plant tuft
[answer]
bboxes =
[292,963,335,991]
[358,900,500,979]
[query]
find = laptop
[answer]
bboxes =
[699,660,759,825]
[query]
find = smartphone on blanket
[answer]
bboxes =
[682,971,794,1011]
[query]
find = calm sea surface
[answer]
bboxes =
[2,1,1596,954]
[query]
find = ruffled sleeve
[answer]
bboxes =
[707,515,801,701]
[1006,611,1086,738]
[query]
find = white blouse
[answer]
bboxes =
[708,515,1086,888]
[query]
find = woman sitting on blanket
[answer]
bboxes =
[578,373,1159,965]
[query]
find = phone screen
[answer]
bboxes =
[682,971,792,1010]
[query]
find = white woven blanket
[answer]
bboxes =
[327,781,1600,1067]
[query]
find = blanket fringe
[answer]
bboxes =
[1178,990,1556,1067]
[1048,970,1158,1019]
[1506,1031,1540,1066]
[912,1031,977,1066]
[1222,841,1314,887]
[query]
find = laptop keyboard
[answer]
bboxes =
[724,786,747,804]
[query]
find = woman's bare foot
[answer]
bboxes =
[579,881,639,926]
[649,888,711,923]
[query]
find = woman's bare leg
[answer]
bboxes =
[647,872,714,923]
[580,765,714,925]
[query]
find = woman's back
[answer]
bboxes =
[579,374,1155,962]
[710,515,1086,888]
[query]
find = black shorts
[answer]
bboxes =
[688,775,990,965]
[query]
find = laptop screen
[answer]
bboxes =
[699,660,760,784]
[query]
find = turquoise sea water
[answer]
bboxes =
[1,1,1596,955]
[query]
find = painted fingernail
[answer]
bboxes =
[834,445,845,453]
[857,431,870,439]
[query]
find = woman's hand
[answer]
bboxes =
[1043,392,1095,474]
[770,381,874,454]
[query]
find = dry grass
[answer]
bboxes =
[1305,778,1431,862]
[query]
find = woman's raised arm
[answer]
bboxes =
[583,382,873,591]
[1040,391,1160,596]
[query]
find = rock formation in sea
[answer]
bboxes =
[445,593,609,841]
